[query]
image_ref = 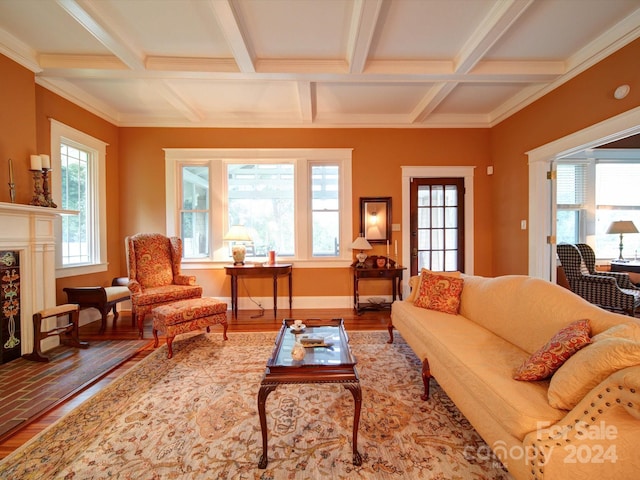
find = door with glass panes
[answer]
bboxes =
[410,178,465,276]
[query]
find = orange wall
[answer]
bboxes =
[490,37,640,276]
[118,127,493,298]
[0,55,36,204]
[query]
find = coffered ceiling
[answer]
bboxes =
[1,0,639,128]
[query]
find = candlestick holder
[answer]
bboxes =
[29,169,48,207]
[41,168,57,208]
[8,182,15,203]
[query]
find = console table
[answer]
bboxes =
[225,264,293,318]
[352,264,405,314]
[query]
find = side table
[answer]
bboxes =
[224,263,293,318]
[352,265,406,314]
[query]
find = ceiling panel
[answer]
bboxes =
[0,1,109,55]
[486,0,640,60]
[369,0,495,59]
[317,83,431,114]
[98,0,232,58]
[168,79,301,114]
[433,83,527,114]
[236,0,353,58]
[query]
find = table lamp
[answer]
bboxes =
[224,225,252,265]
[351,235,372,267]
[606,220,638,261]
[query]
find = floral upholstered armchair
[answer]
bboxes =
[557,242,640,316]
[126,233,203,338]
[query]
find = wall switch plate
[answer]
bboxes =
[521,220,527,230]
[392,223,401,231]
[487,166,494,175]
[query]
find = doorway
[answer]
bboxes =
[527,106,640,281]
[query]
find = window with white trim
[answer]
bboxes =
[556,158,640,259]
[165,148,353,265]
[50,119,108,277]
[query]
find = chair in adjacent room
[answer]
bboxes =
[556,243,640,316]
[126,233,203,338]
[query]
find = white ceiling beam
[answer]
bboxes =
[296,81,315,124]
[207,0,255,73]
[455,0,534,74]
[55,0,145,71]
[347,0,384,74]
[38,62,558,83]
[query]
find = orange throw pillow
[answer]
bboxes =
[513,319,591,381]
[414,272,464,314]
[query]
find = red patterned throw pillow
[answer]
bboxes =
[414,272,464,314]
[513,319,592,381]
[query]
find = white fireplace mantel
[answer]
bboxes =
[0,202,77,356]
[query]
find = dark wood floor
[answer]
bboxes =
[0,308,390,460]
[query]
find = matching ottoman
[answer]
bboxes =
[152,297,228,358]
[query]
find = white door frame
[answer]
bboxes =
[527,106,640,281]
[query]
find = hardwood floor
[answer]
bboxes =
[0,308,390,460]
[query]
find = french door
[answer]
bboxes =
[410,178,465,276]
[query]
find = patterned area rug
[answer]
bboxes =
[0,339,151,440]
[0,331,513,479]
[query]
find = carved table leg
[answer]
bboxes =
[387,321,394,343]
[344,382,363,466]
[257,384,277,469]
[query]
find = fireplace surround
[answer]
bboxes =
[0,202,74,361]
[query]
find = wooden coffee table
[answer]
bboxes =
[257,318,362,468]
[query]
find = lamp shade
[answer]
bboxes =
[223,225,252,242]
[351,236,372,251]
[606,221,639,235]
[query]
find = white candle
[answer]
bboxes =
[8,158,14,183]
[40,154,51,169]
[30,154,42,171]
[386,240,390,257]
[395,240,398,256]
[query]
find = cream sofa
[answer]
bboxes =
[389,274,640,480]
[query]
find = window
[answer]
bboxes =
[165,148,353,266]
[556,158,640,260]
[50,120,108,277]
[556,162,589,245]
[595,162,640,259]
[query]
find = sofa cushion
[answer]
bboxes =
[406,269,461,303]
[513,319,591,381]
[414,272,464,314]
[548,324,640,409]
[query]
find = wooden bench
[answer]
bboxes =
[152,297,228,358]
[63,277,131,333]
[23,304,89,362]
